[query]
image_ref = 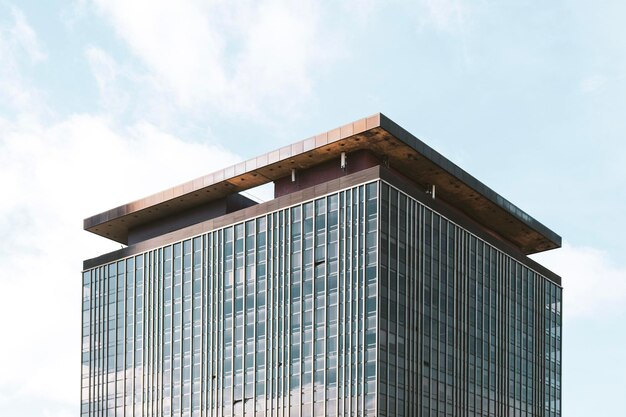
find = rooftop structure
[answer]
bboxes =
[85,113,560,255]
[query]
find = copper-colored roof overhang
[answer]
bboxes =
[84,113,561,254]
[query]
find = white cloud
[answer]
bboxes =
[83,0,480,122]
[0,113,242,413]
[92,0,227,106]
[0,7,47,114]
[531,243,626,319]
[580,74,607,94]
[85,46,130,114]
[340,0,378,21]
[418,0,469,32]
[90,0,332,120]
[227,1,322,117]
[0,10,245,413]
[6,6,46,62]
[339,0,471,33]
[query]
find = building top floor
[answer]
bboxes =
[84,113,561,255]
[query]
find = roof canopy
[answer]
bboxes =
[84,113,561,254]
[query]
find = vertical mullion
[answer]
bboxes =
[190,241,194,417]
[265,215,270,414]
[416,202,422,416]
[121,263,126,417]
[142,253,148,417]
[407,196,413,417]
[179,245,184,417]
[92,268,97,417]
[150,254,155,417]
[403,192,410,417]
[146,253,151,417]
[337,189,350,415]
[264,215,270,417]
[252,220,257,417]
[201,235,206,417]
[216,231,222,416]
[285,210,290,417]
[219,230,224,417]
[312,199,317,416]
[207,233,213,417]
[156,252,162,417]
[157,250,161,417]
[346,189,355,416]
[355,188,361,416]
[103,266,107,417]
[298,207,304,417]
[101,266,104,417]
[106,265,110,417]
[374,180,387,415]
[280,212,285,416]
[230,228,235,417]
[384,182,390,416]
[169,249,175,417]
[155,250,160,417]
[148,252,153,417]
[130,260,136,417]
[88,269,94,417]
[97,267,101,417]
[323,195,329,417]
[265,213,276,415]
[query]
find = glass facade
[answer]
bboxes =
[81,179,561,417]
[82,182,379,417]
[377,182,561,417]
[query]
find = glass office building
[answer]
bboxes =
[82,114,562,417]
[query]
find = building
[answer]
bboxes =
[81,113,562,417]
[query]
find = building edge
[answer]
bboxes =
[84,165,561,287]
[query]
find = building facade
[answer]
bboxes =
[82,114,562,417]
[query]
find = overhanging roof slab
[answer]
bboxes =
[84,113,561,254]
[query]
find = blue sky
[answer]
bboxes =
[0,1,625,416]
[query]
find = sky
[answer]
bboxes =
[0,1,625,416]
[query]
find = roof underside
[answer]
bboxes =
[84,113,561,255]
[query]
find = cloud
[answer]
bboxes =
[89,0,333,120]
[580,74,607,94]
[339,0,472,33]
[418,0,469,33]
[85,46,130,114]
[83,0,480,122]
[92,0,227,106]
[0,9,247,414]
[0,6,47,114]
[0,113,242,414]
[339,0,378,21]
[531,243,626,319]
[7,7,46,62]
